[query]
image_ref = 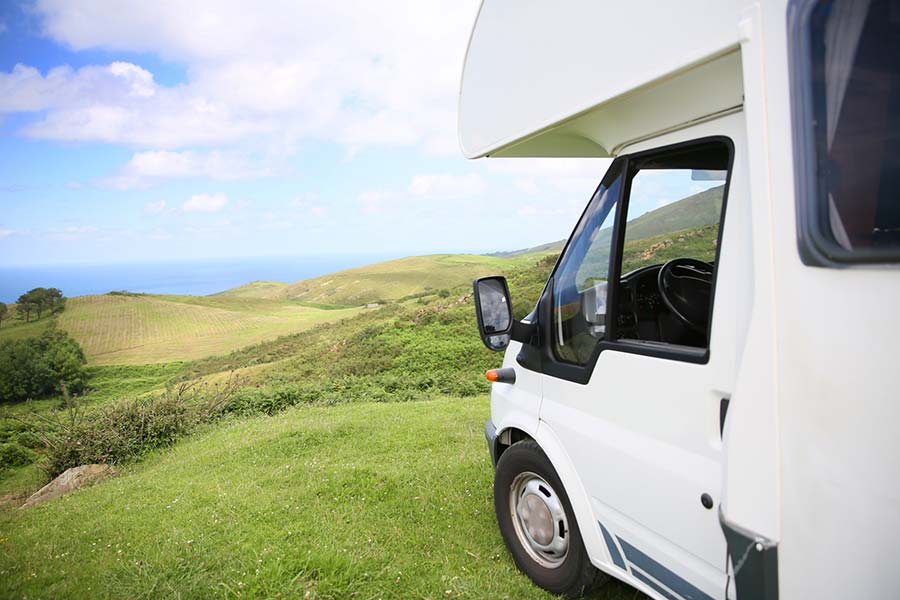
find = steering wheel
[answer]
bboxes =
[657,258,714,333]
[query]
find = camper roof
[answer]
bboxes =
[458,0,746,159]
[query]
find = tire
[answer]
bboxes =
[494,440,608,598]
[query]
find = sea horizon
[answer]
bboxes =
[0,253,405,303]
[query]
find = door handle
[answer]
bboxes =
[719,397,730,438]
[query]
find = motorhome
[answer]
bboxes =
[461,1,899,598]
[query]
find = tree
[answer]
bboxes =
[14,287,67,321]
[0,326,86,403]
[15,291,34,321]
[0,303,6,328]
[47,289,66,314]
[32,288,48,320]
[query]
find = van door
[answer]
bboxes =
[534,134,743,599]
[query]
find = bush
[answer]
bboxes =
[0,326,87,402]
[33,380,241,478]
[16,430,42,449]
[0,442,35,469]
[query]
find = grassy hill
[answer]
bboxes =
[53,294,362,365]
[486,239,566,258]
[0,253,557,368]
[225,253,544,306]
[626,184,723,241]
[0,313,55,342]
[484,184,722,263]
[0,398,638,600]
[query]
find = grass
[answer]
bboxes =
[55,294,362,365]
[82,363,188,402]
[228,253,548,306]
[0,397,642,600]
[621,224,718,273]
[0,314,55,343]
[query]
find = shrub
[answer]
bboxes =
[16,431,42,449]
[0,326,87,402]
[0,442,35,469]
[33,379,241,478]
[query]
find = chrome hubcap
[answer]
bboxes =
[509,472,569,568]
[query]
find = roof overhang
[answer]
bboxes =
[458,0,746,158]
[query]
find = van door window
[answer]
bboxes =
[615,143,729,348]
[551,161,623,365]
[549,140,731,368]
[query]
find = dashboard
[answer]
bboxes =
[614,263,711,348]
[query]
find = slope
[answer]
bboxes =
[56,293,362,365]
[227,253,544,306]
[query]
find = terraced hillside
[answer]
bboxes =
[55,294,361,365]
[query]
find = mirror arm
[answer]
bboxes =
[510,319,536,344]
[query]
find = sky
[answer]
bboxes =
[0,0,621,267]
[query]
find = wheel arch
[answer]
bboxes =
[493,426,534,464]
[531,420,622,579]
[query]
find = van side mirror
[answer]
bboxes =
[473,276,513,351]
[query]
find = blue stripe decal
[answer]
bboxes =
[617,536,714,600]
[597,521,626,570]
[632,568,680,600]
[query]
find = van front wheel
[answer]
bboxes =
[494,440,607,598]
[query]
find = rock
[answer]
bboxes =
[0,490,29,510]
[21,464,116,508]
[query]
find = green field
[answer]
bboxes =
[228,253,546,306]
[52,294,362,365]
[0,313,55,342]
[0,397,639,600]
[0,253,555,368]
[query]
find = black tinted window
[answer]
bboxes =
[806,0,900,259]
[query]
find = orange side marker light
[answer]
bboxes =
[485,369,500,382]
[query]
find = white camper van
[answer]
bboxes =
[462,1,899,599]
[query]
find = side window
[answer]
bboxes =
[617,143,729,348]
[792,0,900,263]
[550,140,730,367]
[552,161,623,365]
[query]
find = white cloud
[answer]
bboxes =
[513,179,539,194]
[143,200,166,214]
[357,190,396,215]
[0,228,15,238]
[0,1,479,155]
[0,22,7,34]
[104,150,273,188]
[291,195,327,219]
[0,62,264,147]
[518,204,573,218]
[183,193,227,213]
[487,157,611,196]
[408,173,485,199]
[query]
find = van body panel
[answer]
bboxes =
[489,340,542,444]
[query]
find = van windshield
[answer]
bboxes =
[552,161,623,364]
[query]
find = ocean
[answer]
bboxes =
[0,254,398,303]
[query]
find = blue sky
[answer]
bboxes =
[0,1,621,267]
